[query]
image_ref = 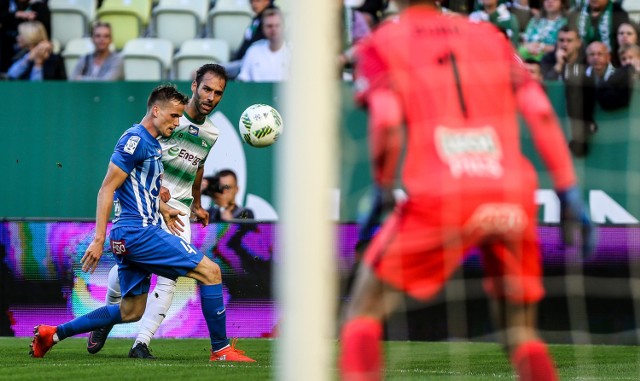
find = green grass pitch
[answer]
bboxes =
[1,337,639,380]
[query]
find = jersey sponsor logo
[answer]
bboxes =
[464,203,527,238]
[188,125,199,136]
[124,136,140,155]
[435,126,503,178]
[110,239,128,255]
[177,148,203,166]
[167,146,181,157]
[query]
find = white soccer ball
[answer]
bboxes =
[238,103,283,148]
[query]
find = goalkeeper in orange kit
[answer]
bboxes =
[339,0,595,380]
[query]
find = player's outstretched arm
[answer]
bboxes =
[368,88,404,189]
[81,162,128,273]
[515,77,595,258]
[190,166,209,226]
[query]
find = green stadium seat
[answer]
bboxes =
[96,0,153,50]
[173,38,230,80]
[121,38,173,80]
[49,0,97,49]
[152,0,210,48]
[207,1,253,56]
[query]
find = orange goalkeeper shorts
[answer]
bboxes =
[363,190,544,304]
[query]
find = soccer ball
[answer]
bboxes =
[238,104,283,148]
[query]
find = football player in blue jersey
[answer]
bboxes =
[29,84,255,362]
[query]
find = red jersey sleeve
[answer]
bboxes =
[353,37,392,108]
[511,50,577,190]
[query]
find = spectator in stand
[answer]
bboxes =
[561,41,615,156]
[614,22,640,66]
[509,0,535,33]
[539,26,595,156]
[6,20,66,80]
[596,43,638,110]
[541,25,586,80]
[519,0,568,61]
[223,0,276,79]
[469,0,521,47]
[70,21,123,81]
[619,44,640,73]
[568,0,629,66]
[0,0,50,73]
[586,40,615,83]
[237,8,289,82]
[524,57,545,81]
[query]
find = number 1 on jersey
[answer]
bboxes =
[449,52,468,119]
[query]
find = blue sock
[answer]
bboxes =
[200,284,229,351]
[56,305,122,341]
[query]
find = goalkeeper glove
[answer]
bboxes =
[356,185,396,250]
[556,186,596,259]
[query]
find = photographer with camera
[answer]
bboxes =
[203,169,254,222]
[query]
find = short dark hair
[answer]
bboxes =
[262,7,283,22]
[195,63,228,88]
[147,84,188,109]
[558,25,580,38]
[524,58,541,66]
[215,168,237,182]
[91,21,111,35]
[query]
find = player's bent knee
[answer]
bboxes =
[190,256,222,285]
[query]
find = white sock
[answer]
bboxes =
[106,265,121,305]
[134,276,177,347]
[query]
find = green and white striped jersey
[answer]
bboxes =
[159,112,219,213]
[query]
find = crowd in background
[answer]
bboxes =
[2,0,639,155]
[342,0,640,157]
[0,0,289,82]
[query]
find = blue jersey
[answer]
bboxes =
[110,124,164,228]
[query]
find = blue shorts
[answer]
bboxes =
[109,225,204,297]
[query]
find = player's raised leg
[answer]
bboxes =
[186,255,255,362]
[87,264,120,354]
[340,264,401,381]
[492,300,558,381]
[30,293,147,358]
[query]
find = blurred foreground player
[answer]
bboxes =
[339,1,594,380]
[29,84,254,362]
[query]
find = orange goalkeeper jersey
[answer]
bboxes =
[354,6,576,198]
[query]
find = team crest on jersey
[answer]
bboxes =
[188,125,199,136]
[110,239,128,255]
[124,136,140,155]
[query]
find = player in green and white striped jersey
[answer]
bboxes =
[87,64,230,359]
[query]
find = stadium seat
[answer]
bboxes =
[152,0,210,48]
[61,37,94,75]
[207,2,253,56]
[48,0,97,49]
[121,38,173,80]
[173,38,230,80]
[625,0,640,23]
[384,0,399,18]
[96,0,153,50]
